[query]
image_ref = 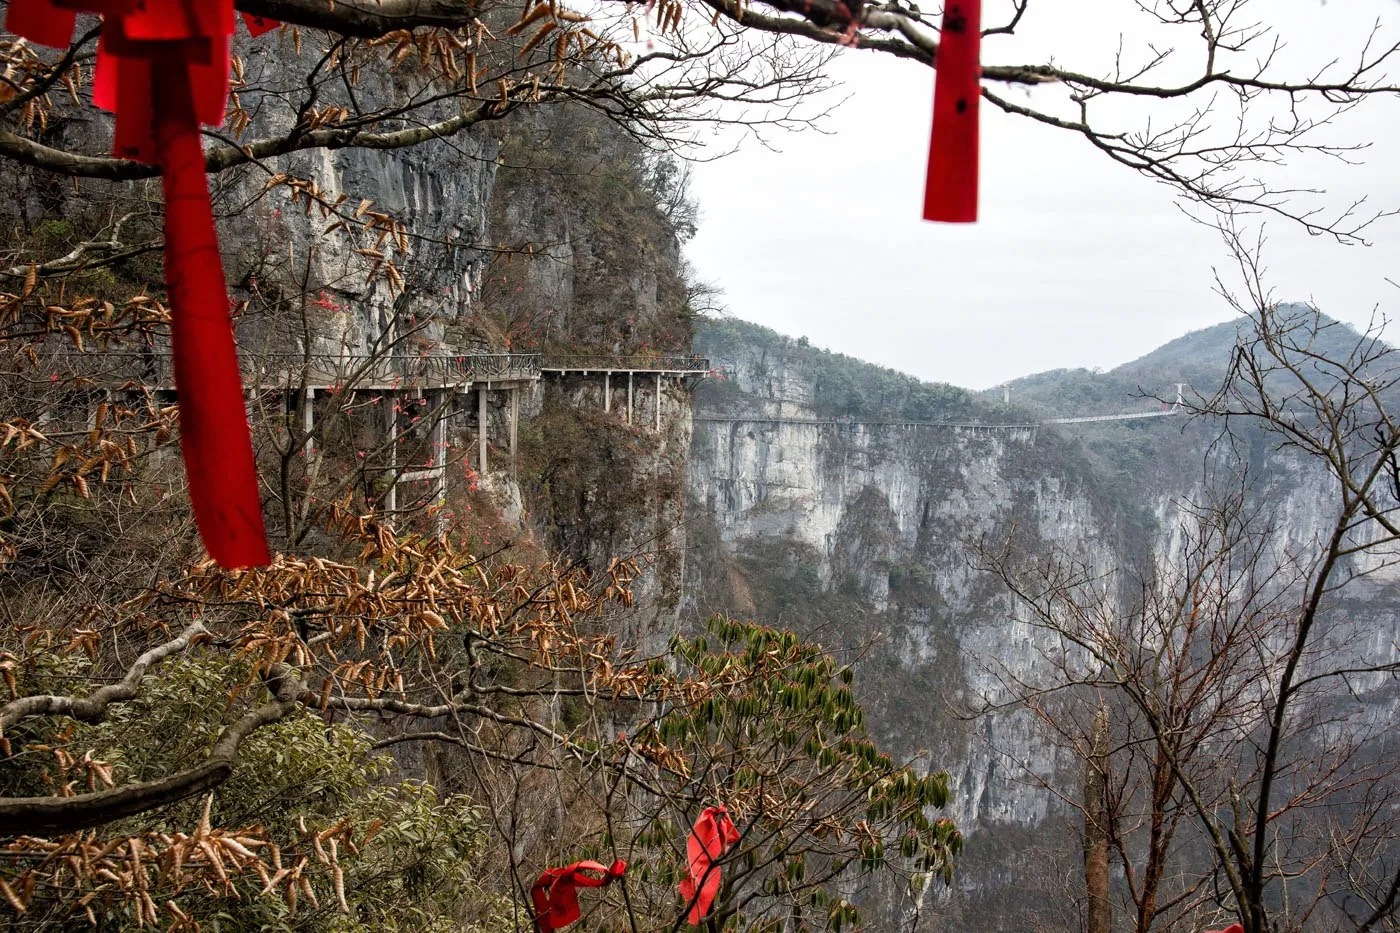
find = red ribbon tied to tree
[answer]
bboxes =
[530,859,627,933]
[679,805,741,925]
[1206,925,1244,933]
[922,0,981,223]
[5,0,281,567]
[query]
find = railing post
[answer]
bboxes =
[604,372,611,413]
[655,373,662,431]
[627,372,634,425]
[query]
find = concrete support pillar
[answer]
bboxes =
[627,372,634,425]
[509,386,519,473]
[431,389,447,535]
[655,373,663,431]
[302,387,317,461]
[478,386,488,475]
[604,372,611,413]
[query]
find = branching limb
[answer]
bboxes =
[0,665,303,835]
[0,620,209,731]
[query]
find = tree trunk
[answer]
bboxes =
[1085,704,1111,933]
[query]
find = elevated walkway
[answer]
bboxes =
[44,343,1183,531]
[541,354,711,428]
[694,406,1178,433]
[46,348,712,532]
[540,354,712,377]
[54,351,542,391]
[694,416,1040,431]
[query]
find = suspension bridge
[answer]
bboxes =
[693,383,1187,433]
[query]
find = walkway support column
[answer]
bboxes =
[431,389,447,535]
[302,387,317,461]
[655,373,662,431]
[478,386,488,475]
[604,372,611,413]
[509,386,519,474]
[627,372,634,425]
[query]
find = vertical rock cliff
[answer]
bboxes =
[683,315,1400,930]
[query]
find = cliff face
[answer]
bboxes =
[686,322,1115,927]
[220,36,505,361]
[18,30,699,623]
[220,36,696,601]
[482,105,693,355]
[683,316,1400,930]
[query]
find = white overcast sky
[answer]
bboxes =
[683,0,1400,390]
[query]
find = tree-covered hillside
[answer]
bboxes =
[696,317,978,423]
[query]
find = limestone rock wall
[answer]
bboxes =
[684,317,1400,931]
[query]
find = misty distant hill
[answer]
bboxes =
[997,305,1374,419]
[696,304,1382,428]
[994,318,1245,419]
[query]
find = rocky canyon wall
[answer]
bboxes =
[683,316,1400,930]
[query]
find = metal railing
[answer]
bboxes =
[693,416,1040,430]
[42,351,541,389]
[540,354,712,374]
[1044,407,1178,424]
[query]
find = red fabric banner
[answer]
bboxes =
[922,0,981,222]
[155,59,269,568]
[679,805,742,925]
[5,0,271,567]
[531,859,626,932]
[5,0,76,47]
[239,10,279,35]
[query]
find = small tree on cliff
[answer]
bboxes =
[974,244,1400,933]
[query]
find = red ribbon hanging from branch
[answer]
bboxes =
[6,0,281,568]
[922,0,981,223]
[530,859,627,933]
[239,11,278,35]
[679,805,741,925]
[1206,925,1244,933]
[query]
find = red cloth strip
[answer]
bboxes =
[922,0,981,222]
[9,0,272,567]
[111,50,155,161]
[239,11,280,35]
[154,55,269,568]
[5,0,77,47]
[122,0,231,41]
[92,36,116,109]
[50,0,138,12]
[531,859,626,932]
[679,806,741,925]
[97,26,228,129]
